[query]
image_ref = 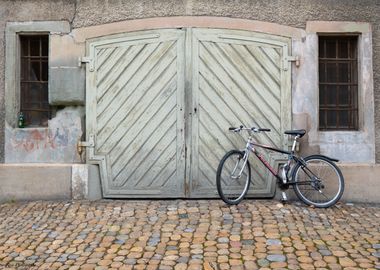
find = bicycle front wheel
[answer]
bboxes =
[292,155,344,208]
[216,150,251,205]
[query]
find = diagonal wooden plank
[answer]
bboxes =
[97,41,174,119]
[198,154,216,186]
[216,42,281,115]
[96,51,177,150]
[199,75,279,147]
[96,47,117,70]
[96,44,146,102]
[245,45,281,86]
[232,44,281,99]
[113,114,177,185]
[260,46,281,68]
[133,137,177,188]
[122,127,176,188]
[98,70,177,157]
[96,46,132,86]
[110,98,177,178]
[152,165,176,189]
[199,42,281,138]
[199,63,279,140]
[200,41,281,124]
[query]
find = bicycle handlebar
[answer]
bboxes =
[229,126,271,133]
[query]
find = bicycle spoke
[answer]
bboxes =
[293,156,344,208]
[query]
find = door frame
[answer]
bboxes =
[79,17,303,198]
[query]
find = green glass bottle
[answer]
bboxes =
[18,112,25,128]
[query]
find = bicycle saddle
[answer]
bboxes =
[284,129,306,138]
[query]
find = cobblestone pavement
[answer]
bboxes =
[0,200,379,270]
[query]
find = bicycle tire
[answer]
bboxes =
[216,150,251,205]
[292,155,344,208]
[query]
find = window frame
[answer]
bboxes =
[19,34,52,127]
[5,21,70,128]
[318,34,359,131]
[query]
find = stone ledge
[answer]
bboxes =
[1,163,379,203]
[277,163,380,204]
[0,164,101,203]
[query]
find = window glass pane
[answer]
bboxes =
[326,39,336,58]
[319,110,326,128]
[30,61,41,81]
[338,85,349,106]
[351,61,358,83]
[339,111,349,128]
[30,37,40,56]
[349,37,358,59]
[338,63,349,82]
[41,36,48,56]
[327,111,337,128]
[319,62,325,82]
[326,63,337,82]
[318,40,325,58]
[326,85,337,105]
[42,61,48,81]
[338,40,348,58]
[20,58,28,81]
[31,85,41,104]
[319,85,326,104]
[20,37,29,56]
[41,84,49,107]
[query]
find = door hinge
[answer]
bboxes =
[77,134,95,155]
[283,55,300,70]
[78,56,95,72]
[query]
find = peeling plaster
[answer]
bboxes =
[5,107,84,163]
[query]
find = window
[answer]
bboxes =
[20,35,51,127]
[318,36,358,130]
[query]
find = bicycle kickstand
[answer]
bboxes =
[281,191,288,204]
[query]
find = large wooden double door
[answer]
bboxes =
[85,28,291,198]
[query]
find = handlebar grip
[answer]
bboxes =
[229,127,237,131]
[259,128,271,132]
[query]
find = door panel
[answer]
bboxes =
[190,29,291,197]
[86,30,186,197]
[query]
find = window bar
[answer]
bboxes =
[336,39,339,129]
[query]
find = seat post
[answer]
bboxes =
[291,135,300,153]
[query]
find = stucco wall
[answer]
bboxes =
[0,0,76,162]
[1,0,380,162]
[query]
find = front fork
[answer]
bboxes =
[231,141,254,179]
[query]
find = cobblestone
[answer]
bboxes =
[0,200,379,269]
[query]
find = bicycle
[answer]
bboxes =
[216,125,345,208]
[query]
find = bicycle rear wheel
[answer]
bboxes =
[292,155,344,208]
[216,150,251,205]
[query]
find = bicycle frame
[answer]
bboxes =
[245,141,324,189]
[248,142,291,176]
[244,141,291,181]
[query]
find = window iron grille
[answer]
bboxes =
[319,36,358,131]
[19,35,51,127]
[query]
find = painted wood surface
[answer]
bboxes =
[86,28,291,198]
[87,30,186,197]
[190,29,291,197]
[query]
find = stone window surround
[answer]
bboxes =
[5,21,70,128]
[294,21,375,163]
